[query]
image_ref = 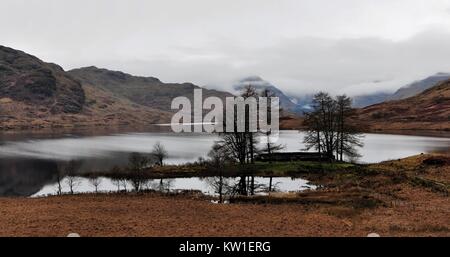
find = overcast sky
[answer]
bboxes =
[2,0,450,96]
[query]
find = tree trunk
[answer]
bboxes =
[269,177,273,193]
[239,176,247,195]
[219,175,223,203]
[250,176,255,195]
[317,131,321,154]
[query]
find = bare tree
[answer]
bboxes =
[128,152,149,192]
[216,132,248,164]
[207,142,232,203]
[303,111,322,153]
[120,179,128,191]
[110,166,122,192]
[260,89,285,161]
[261,132,285,160]
[112,178,121,192]
[65,160,82,195]
[89,177,102,194]
[216,84,260,165]
[55,164,64,195]
[303,92,363,161]
[335,95,364,161]
[260,88,283,192]
[151,142,168,166]
[241,85,259,163]
[66,177,80,195]
[56,173,63,195]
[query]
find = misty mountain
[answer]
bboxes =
[286,73,450,109]
[352,73,450,108]
[389,73,450,100]
[233,76,310,114]
[353,80,450,131]
[352,92,392,108]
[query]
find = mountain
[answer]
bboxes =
[68,66,232,112]
[352,92,392,108]
[287,73,450,109]
[389,73,450,101]
[351,73,450,108]
[0,45,85,115]
[353,80,450,131]
[233,76,309,114]
[0,46,231,130]
[0,45,233,130]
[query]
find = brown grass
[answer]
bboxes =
[0,154,448,237]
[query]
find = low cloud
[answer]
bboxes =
[2,0,450,97]
[80,30,450,97]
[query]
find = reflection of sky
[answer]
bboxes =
[0,133,218,163]
[32,176,315,198]
[278,131,450,163]
[0,131,449,164]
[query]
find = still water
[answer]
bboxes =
[0,130,448,196]
[32,176,316,197]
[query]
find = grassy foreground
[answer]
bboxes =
[0,154,448,237]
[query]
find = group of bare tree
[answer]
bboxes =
[303,92,363,161]
[54,160,103,195]
[55,160,82,195]
[215,86,284,165]
[206,86,285,202]
[51,142,169,195]
[206,142,234,203]
[205,87,365,203]
[127,141,169,192]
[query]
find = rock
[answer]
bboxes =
[67,233,81,237]
[367,233,380,237]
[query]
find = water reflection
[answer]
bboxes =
[0,131,448,197]
[0,158,58,196]
[32,176,315,198]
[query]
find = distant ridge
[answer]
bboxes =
[69,66,233,112]
[353,80,450,131]
[389,73,450,100]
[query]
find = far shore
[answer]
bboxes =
[0,124,449,140]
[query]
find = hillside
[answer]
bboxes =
[68,66,232,112]
[389,73,450,101]
[353,80,450,131]
[352,73,450,108]
[0,46,177,130]
[0,45,85,115]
